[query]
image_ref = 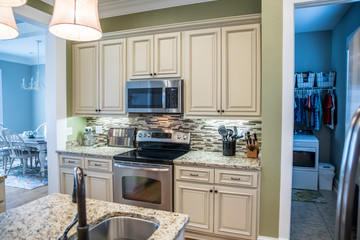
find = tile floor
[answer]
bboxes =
[291,190,337,240]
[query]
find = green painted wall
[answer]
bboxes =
[67,117,86,141]
[26,0,52,15]
[100,0,261,33]
[260,0,282,237]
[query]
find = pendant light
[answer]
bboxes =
[0,6,19,39]
[0,0,26,7]
[49,0,102,42]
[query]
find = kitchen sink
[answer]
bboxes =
[88,216,159,240]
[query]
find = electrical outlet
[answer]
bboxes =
[67,127,72,136]
[95,126,103,134]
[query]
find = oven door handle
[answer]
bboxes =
[114,163,170,172]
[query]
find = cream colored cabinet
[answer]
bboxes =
[128,32,181,79]
[221,24,260,116]
[73,38,126,115]
[183,28,221,116]
[175,181,214,233]
[183,24,261,117]
[59,154,114,202]
[175,166,260,240]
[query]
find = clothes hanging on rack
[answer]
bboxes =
[294,89,336,130]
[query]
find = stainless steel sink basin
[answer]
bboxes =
[88,216,159,240]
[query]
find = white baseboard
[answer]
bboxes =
[258,236,287,240]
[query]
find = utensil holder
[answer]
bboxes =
[246,142,259,158]
[223,141,236,156]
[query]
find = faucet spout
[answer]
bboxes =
[73,167,89,240]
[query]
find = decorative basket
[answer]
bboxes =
[297,72,315,88]
[316,71,335,87]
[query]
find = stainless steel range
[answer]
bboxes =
[113,130,190,211]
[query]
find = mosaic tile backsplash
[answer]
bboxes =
[83,115,262,157]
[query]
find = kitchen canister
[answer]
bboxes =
[223,141,236,156]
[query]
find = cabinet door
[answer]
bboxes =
[73,42,99,115]
[221,24,261,116]
[99,39,126,114]
[60,168,74,195]
[154,32,181,77]
[183,28,221,116]
[128,35,153,79]
[175,181,213,233]
[85,171,113,202]
[214,186,257,239]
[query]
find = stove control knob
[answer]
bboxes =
[177,134,181,139]
[147,133,151,137]
[183,135,187,140]
[138,133,142,137]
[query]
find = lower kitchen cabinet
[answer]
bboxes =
[174,165,260,240]
[59,154,114,202]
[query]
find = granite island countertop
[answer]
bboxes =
[174,151,261,170]
[57,146,134,159]
[0,193,189,240]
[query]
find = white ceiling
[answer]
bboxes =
[0,15,46,65]
[295,3,353,33]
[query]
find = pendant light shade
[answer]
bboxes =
[0,0,26,7]
[0,6,19,39]
[49,0,102,41]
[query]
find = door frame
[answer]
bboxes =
[280,0,356,239]
[13,5,67,193]
[0,69,3,126]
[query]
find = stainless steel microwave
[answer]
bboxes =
[126,79,183,113]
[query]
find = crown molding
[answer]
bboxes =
[98,0,215,19]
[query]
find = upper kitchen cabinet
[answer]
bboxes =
[183,24,261,117]
[73,39,126,115]
[127,32,181,79]
[221,24,261,116]
[183,28,221,116]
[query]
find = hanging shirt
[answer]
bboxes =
[323,93,333,125]
[329,92,336,129]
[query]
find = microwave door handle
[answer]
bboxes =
[114,163,170,172]
[162,88,166,109]
[336,108,360,240]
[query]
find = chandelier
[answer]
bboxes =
[21,40,41,91]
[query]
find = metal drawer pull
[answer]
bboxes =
[190,173,199,177]
[94,163,102,167]
[231,177,241,180]
[68,160,76,163]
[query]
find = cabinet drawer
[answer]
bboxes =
[60,155,84,168]
[85,158,112,172]
[215,169,258,187]
[176,166,214,183]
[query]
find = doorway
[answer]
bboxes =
[281,0,360,239]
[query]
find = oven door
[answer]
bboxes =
[114,161,172,211]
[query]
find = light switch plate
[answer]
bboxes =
[67,127,72,136]
[95,126,103,134]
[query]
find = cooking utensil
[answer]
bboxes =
[246,131,251,145]
[232,126,238,140]
[218,125,228,141]
[227,129,233,141]
[253,133,257,145]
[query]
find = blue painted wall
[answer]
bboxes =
[0,60,46,134]
[0,60,33,133]
[295,30,333,72]
[330,2,360,179]
[295,30,333,164]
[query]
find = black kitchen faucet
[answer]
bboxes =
[58,167,89,240]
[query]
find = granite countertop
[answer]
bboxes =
[56,146,134,159]
[0,175,6,181]
[174,151,261,170]
[0,193,188,240]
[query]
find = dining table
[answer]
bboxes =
[22,136,47,176]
